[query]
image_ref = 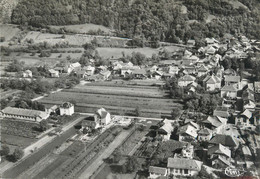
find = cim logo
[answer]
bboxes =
[225,167,246,177]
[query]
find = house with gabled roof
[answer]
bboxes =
[200,116,227,134]
[203,75,221,91]
[94,108,111,126]
[22,70,32,78]
[209,134,239,148]
[178,75,196,87]
[132,69,147,79]
[177,124,198,142]
[197,65,209,77]
[49,69,59,78]
[223,69,237,76]
[205,38,219,45]
[221,85,238,99]
[224,75,241,89]
[235,109,252,127]
[149,166,167,179]
[157,119,174,141]
[181,143,194,159]
[183,66,196,75]
[208,144,231,168]
[167,157,202,177]
[213,106,230,118]
[198,128,213,141]
[83,65,95,76]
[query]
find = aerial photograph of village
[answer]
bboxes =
[0,0,259,179]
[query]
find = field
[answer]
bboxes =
[50,23,112,34]
[96,45,182,58]
[39,81,182,118]
[0,24,20,42]
[22,31,129,47]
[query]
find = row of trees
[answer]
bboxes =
[11,0,260,42]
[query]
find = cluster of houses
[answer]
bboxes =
[147,36,260,178]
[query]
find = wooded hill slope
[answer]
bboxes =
[9,0,260,42]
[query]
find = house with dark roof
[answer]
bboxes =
[208,144,231,168]
[201,116,227,134]
[132,69,147,79]
[82,116,100,131]
[0,107,49,122]
[178,75,196,87]
[149,166,167,179]
[167,157,202,177]
[209,134,239,148]
[203,75,221,91]
[213,106,230,118]
[60,102,74,116]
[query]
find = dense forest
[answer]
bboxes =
[10,0,260,42]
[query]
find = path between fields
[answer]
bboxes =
[31,88,63,101]
[0,115,85,175]
[78,129,134,179]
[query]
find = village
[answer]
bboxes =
[0,30,260,179]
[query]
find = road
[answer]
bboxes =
[78,129,134,179]
[0,115,85,178]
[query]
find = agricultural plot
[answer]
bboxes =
[0,24,20,42]
[96,45,182,58]
[50,23,112,34]
[39,83,182,117]
[22,31,129,47]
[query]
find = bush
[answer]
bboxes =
[12,148,24,161]
[0,145,10,156]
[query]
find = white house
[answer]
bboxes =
[49,69,59,78]
[224,75,241,89]
[181,144,194,159]
[178,75,196,87]
[94,108,111,126]
[60,102,74,116]
[157,119,174,141]
[197,65,208,77]
[235,109,252,127]
[221,85,238,99]
[177,124,198,142]
[167,157,202,177]
[22,70,32,78]
[149,166,167,179]
[197,128,213,141]
[203,75,221,91]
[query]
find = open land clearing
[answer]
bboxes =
[0,24,20,41]
[50,23,112,34]
[22,31,129,46]
[96,45,182,58]
[39,81,182,118]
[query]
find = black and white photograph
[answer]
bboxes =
[0,0,259,178]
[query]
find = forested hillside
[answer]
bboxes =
[10,0,260,42]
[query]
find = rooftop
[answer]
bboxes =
[167,158,202,171]
[149,166,167,175]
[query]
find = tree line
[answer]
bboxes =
[11,0,260,43]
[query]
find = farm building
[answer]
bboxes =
[0,106,49,122]
[82,116,100,130]
[60,102,74,116]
